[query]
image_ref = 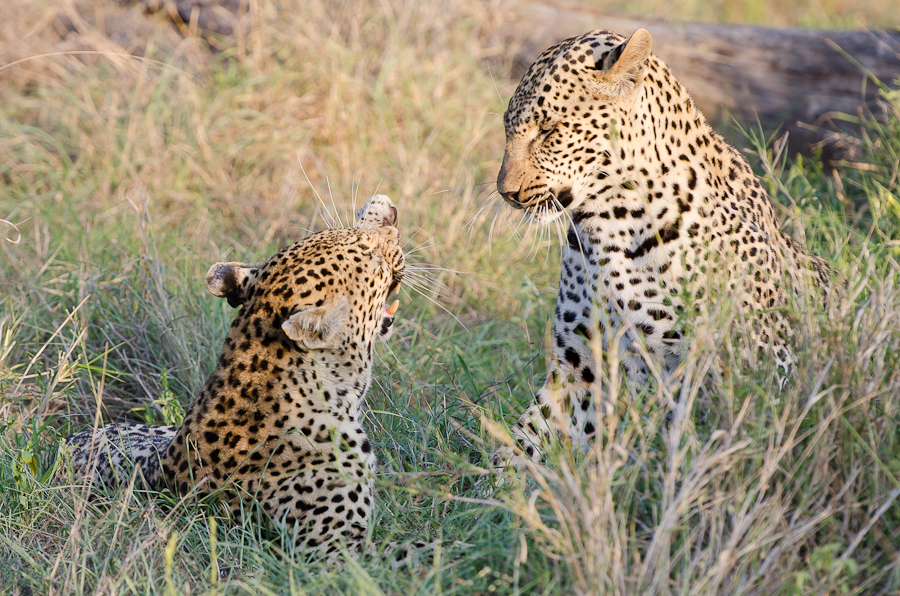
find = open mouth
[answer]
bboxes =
[519,188,573,223]
[518,188,574,220]
[523,197,565,222]
[379,277,401,337]
[379,297,400,336]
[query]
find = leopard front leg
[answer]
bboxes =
[494,379,601,467]
[493,242,607,467]
[747,309,795,391]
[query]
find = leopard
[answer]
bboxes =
[62,194,405,559]
[494,28,832,463]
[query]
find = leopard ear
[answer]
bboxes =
[206,262,263,308]
[589,29,652,97]
[281,296,350,350]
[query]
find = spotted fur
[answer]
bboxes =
[64,195,404,558]
[495,29,831,462]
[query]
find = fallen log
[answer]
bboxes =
[116,0,900,158]
[496,0,900,159]
[140,0,247,37]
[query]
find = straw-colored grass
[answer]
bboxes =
[2,0,899,594]
[582,0,897,28]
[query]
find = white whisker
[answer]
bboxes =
[400,283,467,330]
[403,240,438,256]
[464,191,501,232]
[351,174,361,220]
[546,198,564,265]
[487,63,504,104]
[431,181,498,195]
[400,226,436,250]
[405,263,462,275]
[406,275,454,294]
[527,205,543,262]
[512,209,530,246]
[402,271,455,289]
[286,226,315,236]
[295,152,335,230]
[325,176,344,229]
[488,200,505,250]
[555,197,592,275]
[373,336,412,378]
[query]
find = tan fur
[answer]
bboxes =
[495,29,831,463]
[63,195,404,558]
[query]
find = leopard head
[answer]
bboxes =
[496,29,654,223]
[206,226,404,354]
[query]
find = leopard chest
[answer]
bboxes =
[574,208,685,294]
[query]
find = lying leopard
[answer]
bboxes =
[495,28,831,462]
[63,195,404,558]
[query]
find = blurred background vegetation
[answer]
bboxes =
[584,0,897,27]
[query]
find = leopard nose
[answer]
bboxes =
[500,190,520,205]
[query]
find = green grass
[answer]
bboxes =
[2,0,900,594]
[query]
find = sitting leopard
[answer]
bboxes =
[494,28,831,462]
[63,195,404,558]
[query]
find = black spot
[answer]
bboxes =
[623,219,681,260]
[567,228,582,252]
[647,309,671,321]
[582,367,595,383]
[572,210,592,224]
[564,347,581,368]
[574,323,592,339]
